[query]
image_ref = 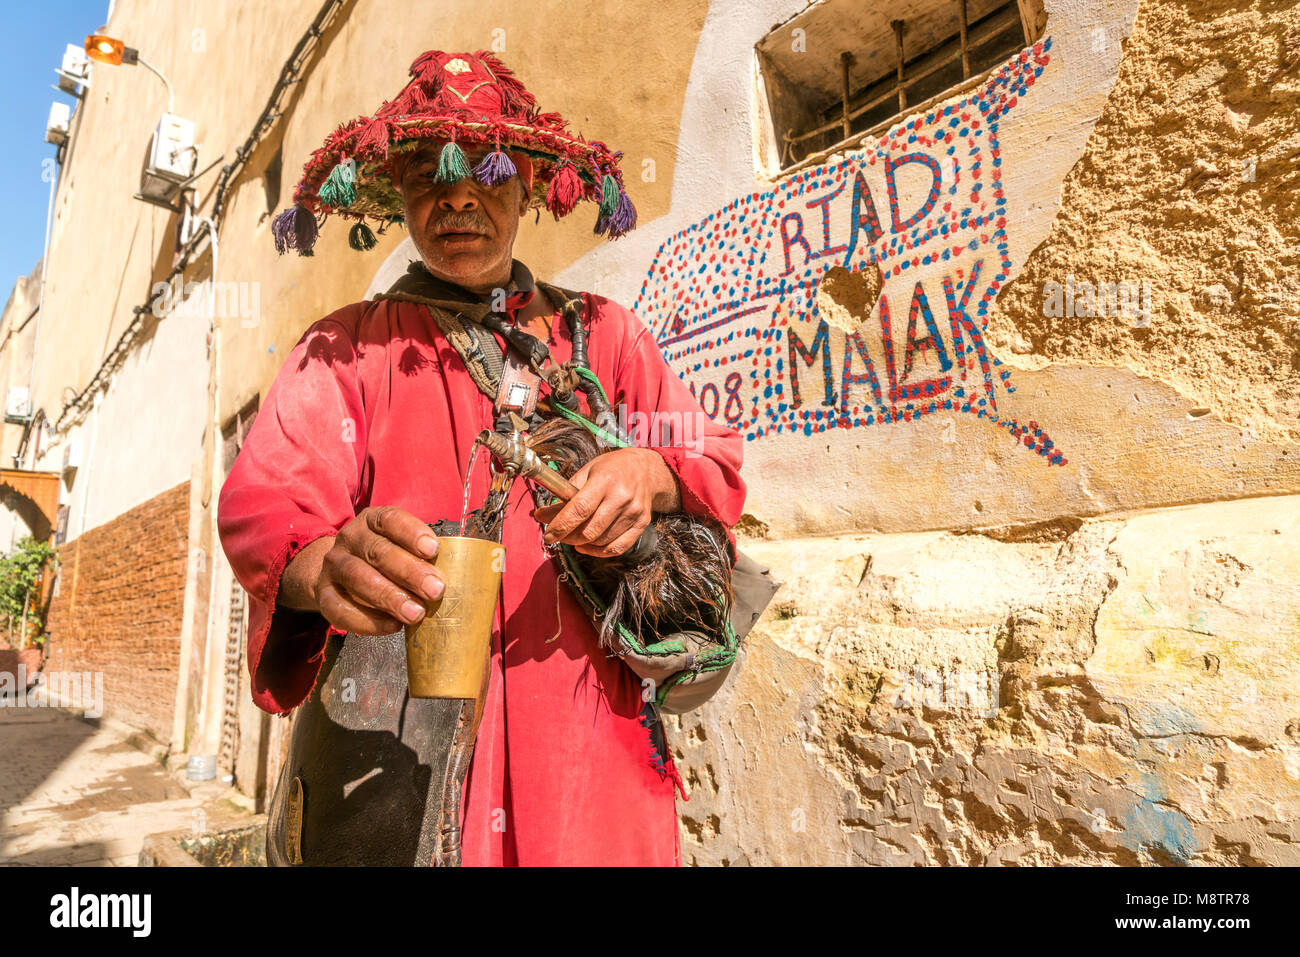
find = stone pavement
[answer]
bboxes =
[0,707,253,866]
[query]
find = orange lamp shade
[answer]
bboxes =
[84,34,125,66]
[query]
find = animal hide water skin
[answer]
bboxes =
[525,416,735,650]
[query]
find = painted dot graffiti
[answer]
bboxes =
[632,40,1066,467]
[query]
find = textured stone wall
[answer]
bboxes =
[44,482,191,743]
[987,0,1300,447]
[673,495,1300,865]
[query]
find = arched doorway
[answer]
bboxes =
[0,470,60,544]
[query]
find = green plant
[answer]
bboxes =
[0,536,57,650]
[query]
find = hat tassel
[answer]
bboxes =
[545,162,583,217]
[594,189,637,239]
[609,191,638,237]
[599,174,620,218]
[348,221,378,251]
[355,119,390,160]
[473,148,518,187]
[318,158,357,209]
[272,205,319,256]
[436,141,472,183]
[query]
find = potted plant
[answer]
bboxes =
[0,537,57,692]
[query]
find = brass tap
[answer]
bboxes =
[477,429,577,502]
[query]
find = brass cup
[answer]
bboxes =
[404,536,505,699]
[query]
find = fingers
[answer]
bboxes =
[572,519,648,558]
[316,580,405,637]
[543,491,643,550]
[542,484,600,544]
[349,524,444,604]
[568,463,591,491]
[544,483,635,547]
[339,506,444,602]
[316,506,445,635]
[537,457,652,550]
[531,502,562,524]
[593,508,642,549]
[567,502,638,551]
[325,551,428,627]
[535,498,634,546]
[365,505,439,559]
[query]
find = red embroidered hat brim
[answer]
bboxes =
[271,50,637,257]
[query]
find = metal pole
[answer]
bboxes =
[840,51,854,141]
[892,20,907,112]
[135,54,175,113]
[959,0,971,79]
[1016,0,1036,45]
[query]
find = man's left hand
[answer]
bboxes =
[532,447,681,557]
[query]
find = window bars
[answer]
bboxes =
[780,0,1041,168]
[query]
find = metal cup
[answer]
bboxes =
[404,536,505,699]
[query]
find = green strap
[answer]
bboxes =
[575,365,611,406]
[548,365,626,449]
[551,399,630,450]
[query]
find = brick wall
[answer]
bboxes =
[45,482,191,744]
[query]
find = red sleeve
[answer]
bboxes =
[216,305,369,715]
[597,296,747,550]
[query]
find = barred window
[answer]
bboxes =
[757,0,1047,173]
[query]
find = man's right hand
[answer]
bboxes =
[279,506,444,636]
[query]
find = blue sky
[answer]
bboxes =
[0,1,112,296]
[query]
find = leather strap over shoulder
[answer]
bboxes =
[535,281,591,371]
[535,281,584,310]
[378,265,592,405]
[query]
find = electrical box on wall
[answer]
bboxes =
[62,440,83,473]
[5,386,31,422]
[56,43,91,95]
[136,112,196,208]
[46,102,71,146]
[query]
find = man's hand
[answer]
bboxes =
[532,447,681,558]
[280,506,444,635]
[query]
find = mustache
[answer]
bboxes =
[432,211,493,235]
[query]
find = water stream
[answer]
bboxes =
[460,437,485,534]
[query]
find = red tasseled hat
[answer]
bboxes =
[271,50,637,256]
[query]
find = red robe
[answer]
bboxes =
[217,275,745,866]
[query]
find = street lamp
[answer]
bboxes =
[84,33,173,112]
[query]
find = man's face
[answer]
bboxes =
[396,141,530,295]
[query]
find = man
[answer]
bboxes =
[218,50,746,865]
